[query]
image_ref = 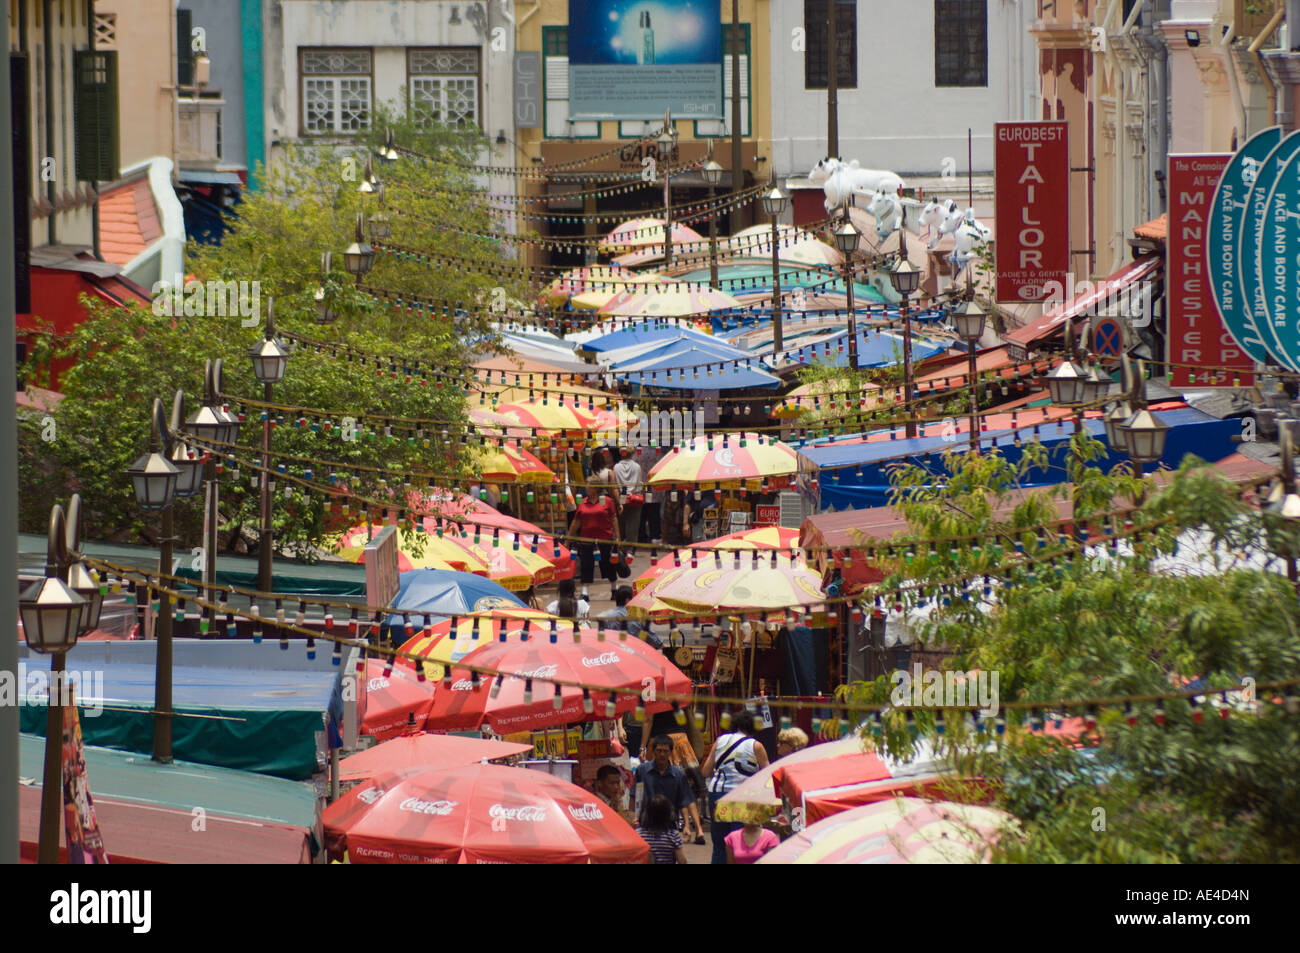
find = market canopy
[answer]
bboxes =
[782,328,951,370]
[648,432,798,486]
[338,733,532,782]
[578,322,716,354]
[599,217,704,254]
[614,344,782,391]
[598,287,745,317]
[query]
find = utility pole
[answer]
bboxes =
[826,0,838,158]
[730,0,743,234]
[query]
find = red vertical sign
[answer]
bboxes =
[1167,155,1254,387]
[995,121,1070,303]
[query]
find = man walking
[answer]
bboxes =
[633,735,704,844]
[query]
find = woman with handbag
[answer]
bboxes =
[701,709,769,865]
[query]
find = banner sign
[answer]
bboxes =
[994,121,1070,303]
[1242,131,1300,374]
[62,687,110,864]
[1207,127,1282,366]
[1256,146,1300,373]
[1167,154,1253,387]
[364,525,400,608]
[513,51,542,129]
[568,0,723,121]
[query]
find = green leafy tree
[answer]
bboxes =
[21,113,526,558]
[838,448,1300,863]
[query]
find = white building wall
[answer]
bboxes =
[268,0,512,152]
[767,0,1038,179]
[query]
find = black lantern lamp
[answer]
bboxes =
[888,257,921,296]
[19,504,88,653]
[343,214,376,280]
[950,298,987,343]
[126,400,181,510]
[250,299,290,385]
[368,184,392,241]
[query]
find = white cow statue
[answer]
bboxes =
[863,189,926,241]
[941,206,993,269]
[919,199,960,249]
[810,158,906,214]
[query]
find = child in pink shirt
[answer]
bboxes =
[725,822,780,864]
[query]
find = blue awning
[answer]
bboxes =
[580,324,716,353]
[786,329,951,370]
[616,344,781,390]
[178,169,245,186]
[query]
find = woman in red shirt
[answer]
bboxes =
[567,486,621,598]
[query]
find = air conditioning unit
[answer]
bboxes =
[778,491,811,529]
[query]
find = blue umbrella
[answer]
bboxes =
[383,570,527,635]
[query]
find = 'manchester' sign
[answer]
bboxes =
[1168,154,1254,387]
[994,121,1070,303]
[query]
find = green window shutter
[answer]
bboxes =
[74,50,120,183]
[177,9,194,88]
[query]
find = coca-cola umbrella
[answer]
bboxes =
[323,763,649,863]
[339,734,533,783]
[359,659,437,741]
[426,627,689,734]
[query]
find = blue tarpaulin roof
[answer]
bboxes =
[798,408,1238,510]
[616,344,782,390]
[786,329,951,370]
[580,324,716,353]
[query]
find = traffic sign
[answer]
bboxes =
[1239,131,1300,373]
[1091,317,1124,357]
[1255,146,1300,373]
[1207,126,1281,365]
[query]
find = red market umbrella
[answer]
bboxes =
[323,763,650,863]
[772,742,949,824]
[418,494,576,578]
[426,627,689,734]
[360,659,437,741]
[339,734,533,783]
[634,526,801,592]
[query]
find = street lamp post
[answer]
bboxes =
[702,141,724,291]
[20,496,102,863]
[657,110,677,271]
[761,173,789,356]
[125,398,199,762]
[833,218,860,371]
[343,213,375,288]
[250,300,290,597]
[951,298,987,453]
[888,256,922,438]
[184,360,241,618]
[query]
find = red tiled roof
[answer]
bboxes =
[1135,214,1167,241]
[98,177,162,267]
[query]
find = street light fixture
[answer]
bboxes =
[358,155,379,194]
[125,402,181,510]
[702,141,724,291]
[367,183,392,241]
[656,110,677,269]
[20,497,100,863]
[343,213,375,285]
[761,172,789,355]
[833,218,860,371]
[377,127,400,163]
[314,251,337,324]
[251,299,289,596]
[951,298,987,452]
[888,257,922,438]
[167,391,205,499]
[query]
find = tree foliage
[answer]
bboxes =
[838,448,1300,863]
[21,113,526,557]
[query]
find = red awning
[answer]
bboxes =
[1002,256,1161,355]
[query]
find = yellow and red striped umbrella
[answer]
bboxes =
[633,526,801,593]
[649,552,826,614]
[470,443,555,483]
[492,399,599,436]
[646,432,798,489]
[333,525,487,574]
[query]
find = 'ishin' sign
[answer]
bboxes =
[1168,154,1254,387]
[994,121,1070,303]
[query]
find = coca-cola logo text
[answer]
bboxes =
[567,803,604,821]
[511,664,558,679]
[399,797,458,816]
[488,803,547,823]
[581,652,621,668]
[451,678,476,691]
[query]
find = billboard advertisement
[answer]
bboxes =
[568,0,723,121]
[994,121,1070,303]
[1255,145,1300,374]
[1167,154,1254,387]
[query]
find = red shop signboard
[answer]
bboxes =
[994,121,1070,303]
[1167,154,1254,387]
